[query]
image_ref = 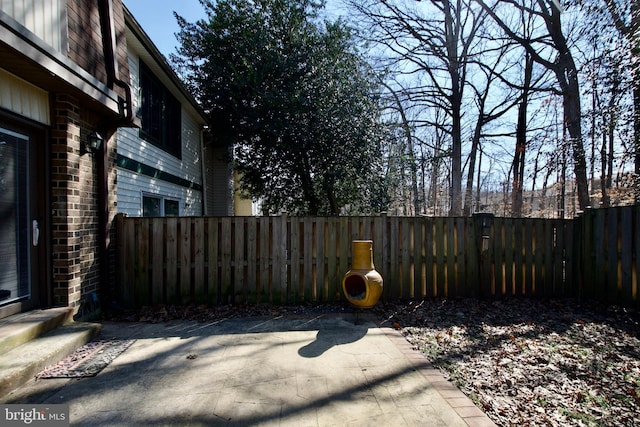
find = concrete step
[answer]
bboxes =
[0,309,101,397]
[0,307,75,355]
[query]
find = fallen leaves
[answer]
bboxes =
[108,302,351,323]
[373,298,640,426]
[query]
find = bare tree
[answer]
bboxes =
[380,78,421,214]
[462,52,521,216]
[604,0,639,190]
[349,0,488,215]
[477,0,591,210]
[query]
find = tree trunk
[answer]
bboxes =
[463,118,482,216]
[445,0,463,216]
[601,130,610,207]
[545,7,589,211]
[299,153,319,215]
[512,53,533,217]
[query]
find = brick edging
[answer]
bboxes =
[378,323,498,427]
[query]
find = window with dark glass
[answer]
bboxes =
[143,195,180,217]
[139,61,182,159]
[164,199,179,217]
[142,196,161,217]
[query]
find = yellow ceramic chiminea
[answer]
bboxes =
[341,240,383,308]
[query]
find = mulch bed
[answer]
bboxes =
[108,298,640,426]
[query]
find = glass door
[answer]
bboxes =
[0,128,31,304]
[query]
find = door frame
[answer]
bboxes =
[0,110,50,319]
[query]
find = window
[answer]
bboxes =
[139,61,182,159]
[142,195,180,217]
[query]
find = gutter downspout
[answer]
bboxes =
[99,0,133,123]
[97,0,135,312]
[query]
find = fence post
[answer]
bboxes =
[114,213,128,307]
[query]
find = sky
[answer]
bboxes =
[123,0,345,58]
[123,0,207,58]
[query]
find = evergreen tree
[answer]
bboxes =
[172,0,389,215]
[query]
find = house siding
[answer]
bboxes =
[0,68,50,125]
[115,50,204,217]
[0,0,65,51]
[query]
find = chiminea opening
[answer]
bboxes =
[344,275,367,300]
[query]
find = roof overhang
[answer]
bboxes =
[0,9,123,121]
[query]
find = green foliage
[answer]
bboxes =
[172,0,389,215]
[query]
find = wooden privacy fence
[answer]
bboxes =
[114,205,640,308]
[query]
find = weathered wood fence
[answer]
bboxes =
[114,205,639,308]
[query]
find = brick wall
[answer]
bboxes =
[50,93,117,312]
[44,0,127,314]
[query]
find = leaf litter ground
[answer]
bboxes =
[373,298,640,427]
[111,298,639,426]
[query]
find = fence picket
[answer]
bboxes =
[151,219,164,304]
[543,220,553,296]
[247,217,257,302]
[165,218,178,304]
[221,218,232,302]
[180,219,192,303]
[207,217,219,303]
[454,218,466,297]
[503,217,514,296]
[193,218,205,302]
[492,217,504,296]
[259,217,270,302]
[327,218,338,301]
[634,207,640,309]
[594,209,607,300]
[121,215,135,306]
[401,217,412,298]
[290,217,301,302]
[435,218,446,298]
[464,218,478,297]
[620,207,633,304]
[234,217,246,303]
[534,219,544,296]
[303,217,313,301]
[339,216,350,298]
[316,217,326,301]
[445,217,455,297]
[607,209,619,304]
[414,218,426,297]
[136,218,149,305]
[388,217,399,297]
